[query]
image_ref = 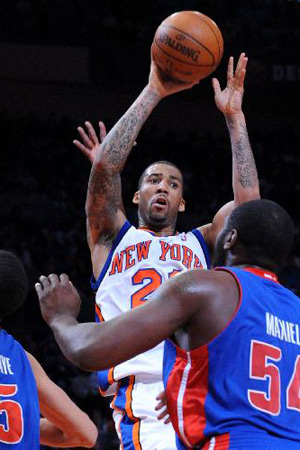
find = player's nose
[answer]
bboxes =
[156,180,169,193]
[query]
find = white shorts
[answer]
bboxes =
[111,376,176,450]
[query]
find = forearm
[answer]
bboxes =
[49,298,177,372]
[94,85,161,173]
[40,418,95,448]
[50,317,99,370]
[49,317,130,371]
[40,419,70,447]
[86,85,161,223]
[226,112,260,203]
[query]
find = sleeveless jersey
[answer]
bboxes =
[163,267,300,449]
[91,220,210,395]
[0,329,40,448]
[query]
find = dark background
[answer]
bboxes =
[0,1,299,448]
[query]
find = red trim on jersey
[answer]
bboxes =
[167,345,209,446]
[202,433,230,449]
[242,267,279,284]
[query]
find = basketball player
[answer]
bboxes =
[36,199,300,449]
[71,52,259,449]
[0,250,98,448]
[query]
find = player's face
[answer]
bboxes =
[133,163,185,229]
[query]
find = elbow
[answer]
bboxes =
[236,186,261,205]
[69,420,98,448]
[67,348,93,372]
[70,346,110,372]
[81,424,98,448]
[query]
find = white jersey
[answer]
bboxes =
[92,220,210,395]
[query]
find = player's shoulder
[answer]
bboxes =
[171,266,237,296]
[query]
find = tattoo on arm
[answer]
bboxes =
[88,88,160,194]
[87,87,160,231]
[226,116,258,189]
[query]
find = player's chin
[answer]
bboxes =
[148,212,168,224]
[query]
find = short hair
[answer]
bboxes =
[227,199,295,271]
[138,161,184,190]
[0,251,28,320]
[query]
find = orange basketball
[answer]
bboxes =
[152,11,224,83]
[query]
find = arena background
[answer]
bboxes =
[0,1,299,448]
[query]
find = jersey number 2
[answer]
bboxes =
[131,268,181,309]
[248,340,300,415]
[0,384,23,443]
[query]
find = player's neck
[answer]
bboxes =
[138,221,176,237]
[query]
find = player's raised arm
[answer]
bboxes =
[213,53,260,204]
[200,53,260,250]
[84,54,198,277]
[26,352,98,448]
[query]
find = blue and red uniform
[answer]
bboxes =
[163,267,300,449]
[0,329,40,448]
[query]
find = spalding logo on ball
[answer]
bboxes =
[152,11,224,83]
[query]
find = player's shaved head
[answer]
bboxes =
[214,199,295,272]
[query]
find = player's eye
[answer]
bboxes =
[149,177,159,184]
[170,181,179,188]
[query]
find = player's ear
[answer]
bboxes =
[179,198,185,212]
[223,229,238,249]
[132,191,140,205]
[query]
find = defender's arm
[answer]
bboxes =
[36,270,238,372]
[27,352,98,448]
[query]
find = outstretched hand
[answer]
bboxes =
[73,121,107,164]
[35,274,81,327]
[155,390,171,424]
[212,53,248,117]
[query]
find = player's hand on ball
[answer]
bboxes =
[148,49,199,99]
[73,121,107,164]
[35,274,81,326]
[212,52,248,117]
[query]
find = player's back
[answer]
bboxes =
[0,329,39,448]
[163,267,300,449]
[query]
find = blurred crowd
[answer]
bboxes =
[0,0,299,59]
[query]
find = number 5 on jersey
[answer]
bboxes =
[248,340,300,415]
[0,384,23,443]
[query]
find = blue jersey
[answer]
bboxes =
[163,267,300,449]
[0,330,40,448]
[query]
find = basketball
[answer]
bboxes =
[152,11,224,83]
